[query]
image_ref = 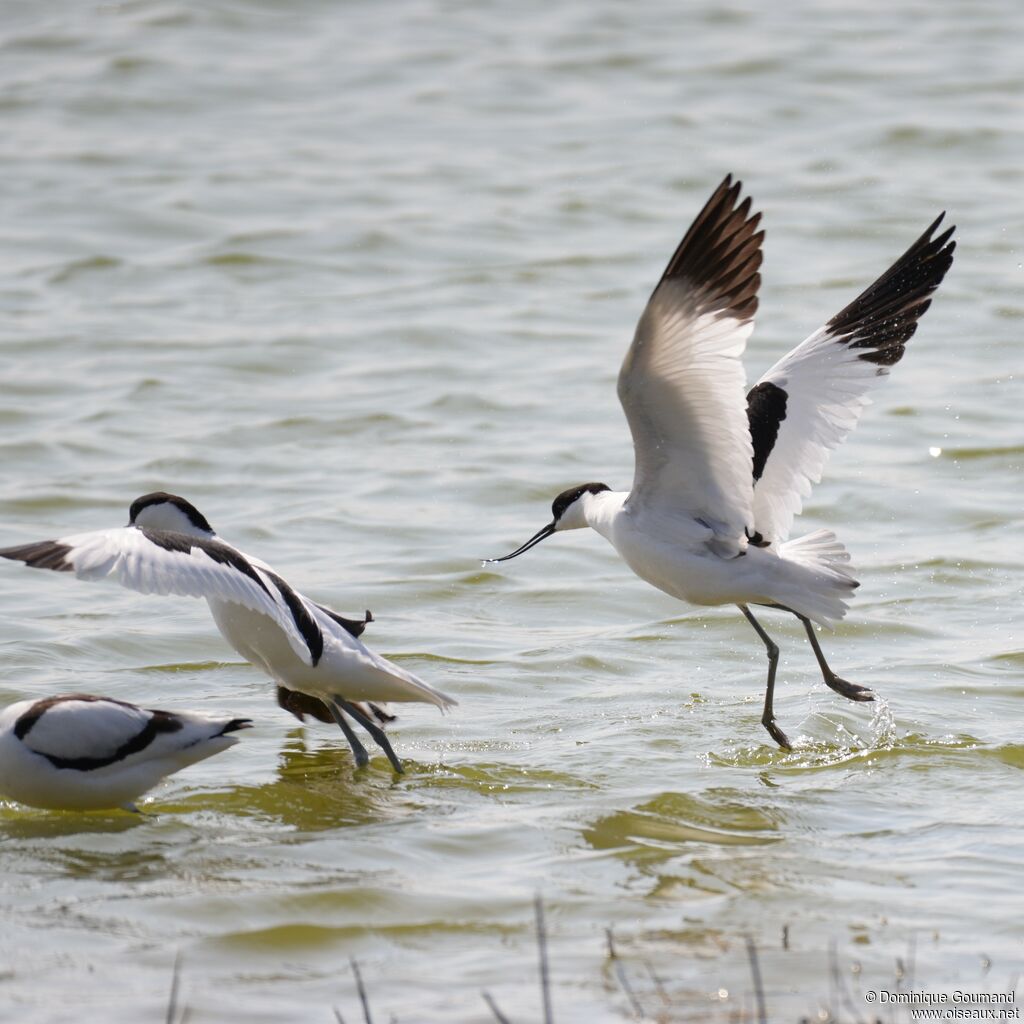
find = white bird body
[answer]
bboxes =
[207,597,446,707]
[491,175,955,748]
[0,493,456,771]
[579,488,854,622]
[0,694,250,811]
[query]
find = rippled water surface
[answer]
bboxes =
[1,2,1022,1021]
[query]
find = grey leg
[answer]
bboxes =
[335,698,405,775]
[739,604,792,750]
[797,615,874,703]
[328,701,370,768]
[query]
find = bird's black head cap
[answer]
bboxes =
[552,482,610,521]
[128,492,214,534]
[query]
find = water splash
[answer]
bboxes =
[868,691,897,749]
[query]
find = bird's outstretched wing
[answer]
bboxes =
[618,175,763,551]
[747,215,956,545]
[0,527,322,665]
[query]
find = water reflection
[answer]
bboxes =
[164,728,416,832]
[0,808,145,842]
[587,786,779,838]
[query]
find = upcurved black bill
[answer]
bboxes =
[486,522,556,562]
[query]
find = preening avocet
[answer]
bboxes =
[0,493,456,772]
[0,693,250,811]
[490,176,955,748]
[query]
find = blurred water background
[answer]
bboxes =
[0,1,1022,1020]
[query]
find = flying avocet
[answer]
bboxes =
[489,175,955,748]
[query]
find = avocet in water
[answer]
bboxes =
[0,493,456,772]
[490,175,955,748]
[0,693,250,811]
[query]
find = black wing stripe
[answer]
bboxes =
[141,529,273,596]
[16,695,183,772]
[15,694,104,739]
[144,532,328,665]
[263,571,324,666]
[746,381,789,482]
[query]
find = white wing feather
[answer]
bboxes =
[749,214,956,544]
[620,289,756,540]
[618,176,764,551]
[22,697,151,761]
[749,330,883,543]
[43,527,316,665]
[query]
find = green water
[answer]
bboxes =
[0,1,1022,1020]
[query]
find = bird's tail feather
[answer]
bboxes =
[775,530,859,628]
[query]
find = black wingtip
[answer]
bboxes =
[0,540,74,572]
[654,174,764,322]
[715,172,737,195]
[313,603,373,639]
[825,212,956,367]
